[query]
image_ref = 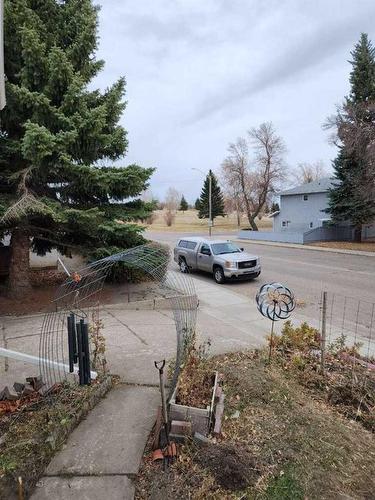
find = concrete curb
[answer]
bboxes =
[1,295,198,322]
[236,238,375,257]
[103,294,197,311]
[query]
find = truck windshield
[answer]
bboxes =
[211,243,241,255]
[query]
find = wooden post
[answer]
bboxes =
[321,291,327,375]
[2,321,8,372]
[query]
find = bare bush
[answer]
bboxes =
[164,187,180,212]
[145,213,157,225]
[163,210,175,226]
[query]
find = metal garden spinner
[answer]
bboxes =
[256,282,296,361]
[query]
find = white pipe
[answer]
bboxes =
[0,347,97,380]
[57,257,71,277]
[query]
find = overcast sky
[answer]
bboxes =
[94,0,375,202]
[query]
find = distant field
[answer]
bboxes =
[145,209,272,233]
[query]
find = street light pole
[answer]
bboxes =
[208,171,212,237]
[192,167,213,237]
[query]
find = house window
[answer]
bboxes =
[282,221,286,227]
[309,222,313,228]
[303,194,309,201]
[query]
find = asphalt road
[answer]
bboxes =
[147,231,375,340]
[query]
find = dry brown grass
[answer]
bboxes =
[310,240,375,252]
[136,351,375,500]
[143,209,272,233]
[0,377,113,499]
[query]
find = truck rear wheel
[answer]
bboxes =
[213,266,225,284]
[179,257,188,273]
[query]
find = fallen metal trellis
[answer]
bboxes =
[38,242,198,396]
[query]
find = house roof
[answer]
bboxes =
[268,211,280,218]
[279,177,335,196]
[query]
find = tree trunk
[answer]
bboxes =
[353,225,362,243]
[247,213,258,231]
[8,228,31,297]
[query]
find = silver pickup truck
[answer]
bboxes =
[173,237,261,284]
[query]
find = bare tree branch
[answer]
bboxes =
[221,122,287,230]
[293,160,328,184]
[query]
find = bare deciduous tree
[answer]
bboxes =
[163,187,180,226]
[163,210,175,227]
[164,187,180,212]
[293,160,328,184]
[221,160,244,227]
[223,195,242,226]
[222,122,286,231]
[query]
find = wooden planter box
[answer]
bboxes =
[169,371,224,437]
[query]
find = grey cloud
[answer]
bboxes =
[95,1,375,201]
[187,7,375,124]
[110,1,272,49]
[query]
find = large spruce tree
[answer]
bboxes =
[0,0,154,296]
[198,170,225,223]
[327,33,375,241]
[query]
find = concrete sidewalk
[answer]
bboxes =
[27,277,274,499]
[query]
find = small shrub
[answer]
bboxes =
[89,242,169,283]
[163,209,175,226]
[290,353,307,370]
[328,334,363,358]
[273,320,321,352]
[145,213,156,225]
[328,334,347,355]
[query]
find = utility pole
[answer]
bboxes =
[208,171,212,237]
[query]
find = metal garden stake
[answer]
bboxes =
[154,360,178,469]
[154,360,169,446]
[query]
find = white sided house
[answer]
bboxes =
[239,177,375,244]
[271,177,333,233]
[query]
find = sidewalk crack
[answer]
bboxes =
[102,308,148,345]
